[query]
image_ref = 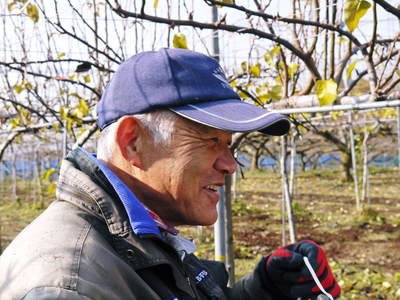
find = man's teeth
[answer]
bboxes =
[205,185,219,191]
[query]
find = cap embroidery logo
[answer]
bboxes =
[212,66,231,89]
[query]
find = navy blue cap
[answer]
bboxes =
[97,48,290,135]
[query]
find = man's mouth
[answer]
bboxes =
[204,185,219,192]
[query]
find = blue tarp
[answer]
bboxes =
[235,154,398,169]
[0,160,59,179]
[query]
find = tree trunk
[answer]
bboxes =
[340,150,353,182]
[251,149,260,171]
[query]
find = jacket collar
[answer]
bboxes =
[63,147,161,238]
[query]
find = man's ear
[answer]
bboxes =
[115,116,143,169]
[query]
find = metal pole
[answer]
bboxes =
[348,112,360,209]
[211,6,220,61]
[214,185,226,262]
[224,175,235,286]
[211,4,228,264]
[273,99,400,114]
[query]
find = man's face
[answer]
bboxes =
[137,117,237,226]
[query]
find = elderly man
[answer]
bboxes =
[0,48,340,299]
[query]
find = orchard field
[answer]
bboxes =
[185,168,400,299]
[1,167,400,299]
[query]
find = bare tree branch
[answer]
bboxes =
[0,132,21,161]
[374,0,400,19]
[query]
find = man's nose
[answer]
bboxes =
[215,148,237,175]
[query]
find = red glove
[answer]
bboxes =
[265,240,340,299]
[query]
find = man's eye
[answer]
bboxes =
[210,137,219,143]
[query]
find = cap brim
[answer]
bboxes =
[169,99,290,136]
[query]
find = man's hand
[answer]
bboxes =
[265,240,340,299]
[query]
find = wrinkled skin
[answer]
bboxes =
[134,117,237,226]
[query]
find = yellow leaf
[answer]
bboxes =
[10,119,20,128]
[264,54,274,70]
[270,46,281,58]
[21,109,30,121]
[47,183,57,195]
[56,52,66,59]
[42,168,58,181]
[258,94,270,103]
[250,63,261,77]
[77,128,87,137]
[60,107,69,120]
[337,37,349,44]
[230,80,238,88]
[8,1,17,12]
[13,83,24,94]
[84,75,91,83]
[154,0,158,8]
[78,99,89,116]
[316,79,337,106]
[237,91,248,99]
[331,111,344,120]
[69,92,80,98]
[173,33,188,49]
[26,3,39,23]
[216,0,233,7]
[379,108,395,119]
[346,60,360,80]
[66,119,73,132]
[53,123,61,133]
[288,64,299,80]
[266,85,283,101]
[344,0,371,31]
[361,125,375,133]
[241,61,248,72]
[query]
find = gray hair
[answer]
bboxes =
[97,110,180,160]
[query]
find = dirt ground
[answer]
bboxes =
[232,193,400,273]
[232,171,400,267]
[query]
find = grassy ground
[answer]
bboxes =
[1,168,400,299]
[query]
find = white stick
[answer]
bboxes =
[296,257,334,300]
